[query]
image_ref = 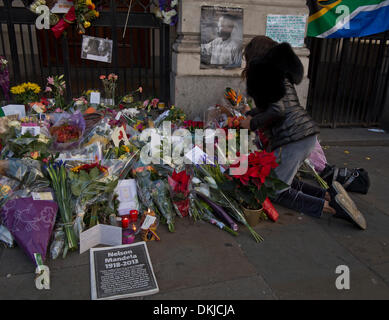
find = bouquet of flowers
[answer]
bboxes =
[46,161,78,253]
[49,111,86,150]
[141,98,160,112]
[45,75,66,110]
[227,150,288,208]
[151,179,176,232]
[154,0,178,26]
[182,120,204,133]
[100,74,118,105]
[0,56,9,102]
[165,105,186,123]
[168,169,191,217]
[69,162,118,229]
[195,162,265,242]
[10,82,41,105]
[224,87,242,107]
[51,0,99,38]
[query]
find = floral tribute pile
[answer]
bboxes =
[0,72,288,288]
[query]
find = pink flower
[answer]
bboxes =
[151,98,159,108]
[47,76,54,85]
[42,158,49,163]
[45,86,52,92]
[143,100,149,107]
[99,75,106,80]
[55,108,63,113]
[138,87,143,93]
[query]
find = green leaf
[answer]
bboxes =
[89,167,100,180]
[79,170,90,182]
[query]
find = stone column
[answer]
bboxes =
[171,0,310,119]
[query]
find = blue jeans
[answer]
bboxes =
[270,135,326,218]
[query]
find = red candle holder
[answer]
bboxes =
[129,210,138,223]
[121,216,129,229]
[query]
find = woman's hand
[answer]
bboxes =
[240,116,252,129]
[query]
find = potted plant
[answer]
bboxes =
[224,150,288,226]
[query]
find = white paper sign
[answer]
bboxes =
[80,224,122,254]
[51,0,73,14]
[266,15,307,48]
[21,126,40,136]
[115,179,139,216]
[141,215,157,230]
[32,192,54,201]
[90,92,101,105]
[1,104,26,119]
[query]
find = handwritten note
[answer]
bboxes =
[266,15,307,48]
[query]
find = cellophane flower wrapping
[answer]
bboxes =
[69,161,118,232]
[151,179,175,232]
[0,197,57,264]
[168,169,191,217]
[51,6,76,39]
[307,138,327,173]
[49,111,86,151]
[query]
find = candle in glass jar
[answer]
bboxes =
[122,217,129,229]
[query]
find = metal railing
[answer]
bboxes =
[0,0,171,103]
[306,31,389,127]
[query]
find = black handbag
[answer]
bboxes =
[320,164,370,194]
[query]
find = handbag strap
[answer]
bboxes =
[343,170,360,189]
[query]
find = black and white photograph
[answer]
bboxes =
[200,6,243,69]
[81,35,113,64]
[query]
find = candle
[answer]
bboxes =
[122,229,135,244]
[122,217,129,229]
[129,209,138,223]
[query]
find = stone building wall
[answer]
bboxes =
[171,0,310,119]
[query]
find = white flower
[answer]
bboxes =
[191,177,201,184]
[162,9,177,19]
[171,0,178,7]
[204,176,218,189]
[122,108,140,117]
[37,134,50,144]
[8,121,21,129]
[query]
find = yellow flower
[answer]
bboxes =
[86,0,92,6]
[1,185,11,195]
[92,10,99,17]
[30,151,39,160]
[71,165,83,173]
[121,145,130,153]
[84,21,91,28]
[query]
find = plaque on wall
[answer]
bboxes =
[90,242,159,300]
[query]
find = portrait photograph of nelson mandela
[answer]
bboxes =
[200,6,243,69]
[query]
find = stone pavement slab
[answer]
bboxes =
[319,128,389,146]
[145,275,276,300]
[235,206,389,300]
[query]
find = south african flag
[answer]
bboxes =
[307,0,389,38]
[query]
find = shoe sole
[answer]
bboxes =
[335,194,367,230]
[332,181,358,212]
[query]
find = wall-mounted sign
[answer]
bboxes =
[266,15,307,48]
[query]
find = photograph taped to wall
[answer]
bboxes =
[200,6,243,69]
[81,35,113,64]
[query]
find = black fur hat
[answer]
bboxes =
[246,42,304,108]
